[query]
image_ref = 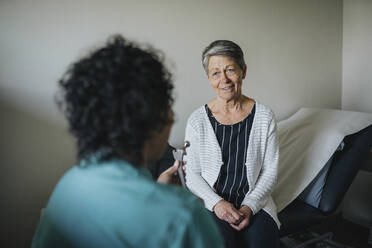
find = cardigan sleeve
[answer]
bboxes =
[241,115,279,214]
[185,121,223,211]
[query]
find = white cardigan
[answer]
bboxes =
[185,102,280,227]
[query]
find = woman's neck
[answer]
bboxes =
[213,95,246,114]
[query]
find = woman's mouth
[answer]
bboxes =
[222,86,233,91]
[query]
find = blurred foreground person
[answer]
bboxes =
[32,35,222,248]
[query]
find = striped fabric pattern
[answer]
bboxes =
[185,102,280,227]
[205,104,255,208]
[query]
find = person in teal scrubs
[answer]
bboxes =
[32,35,223,248]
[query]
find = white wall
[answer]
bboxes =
[341,0,372,228]
[0,0,343,246]
[342,0,372,114]
[0,0,343,147]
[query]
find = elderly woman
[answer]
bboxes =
[185,40,280,248]
[32,35,223,248]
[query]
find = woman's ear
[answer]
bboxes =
[242,65,247,79]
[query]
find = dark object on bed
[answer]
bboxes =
[278,124,372,237]
[147,144,175,180]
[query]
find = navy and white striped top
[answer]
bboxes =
[205,104,256,208]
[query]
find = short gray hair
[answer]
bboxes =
[202,40,245,75]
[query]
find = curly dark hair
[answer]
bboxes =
[57,35,174,164]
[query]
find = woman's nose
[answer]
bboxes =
[220,71,229,83]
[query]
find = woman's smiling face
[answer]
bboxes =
[207,55,246,102]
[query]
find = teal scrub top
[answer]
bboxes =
[32,157,223,248]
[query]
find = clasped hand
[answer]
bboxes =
[213,200,252,231]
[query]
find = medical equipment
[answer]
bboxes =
[172,141,190,188]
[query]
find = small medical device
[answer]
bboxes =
[172,141,190,188]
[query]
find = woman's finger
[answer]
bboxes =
[238,217,249,230]
[226,213,236,224]
[226,212,239,225]
[229,208,244,223]
[230,223,240,231]
[230,217,249,231]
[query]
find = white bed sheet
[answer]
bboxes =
[272,108,372,212]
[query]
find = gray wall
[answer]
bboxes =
[0,0,344,247]
[341,0,372,228]
[0,0,343,146]
[0,101,76,247]
[342,0,372,114]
